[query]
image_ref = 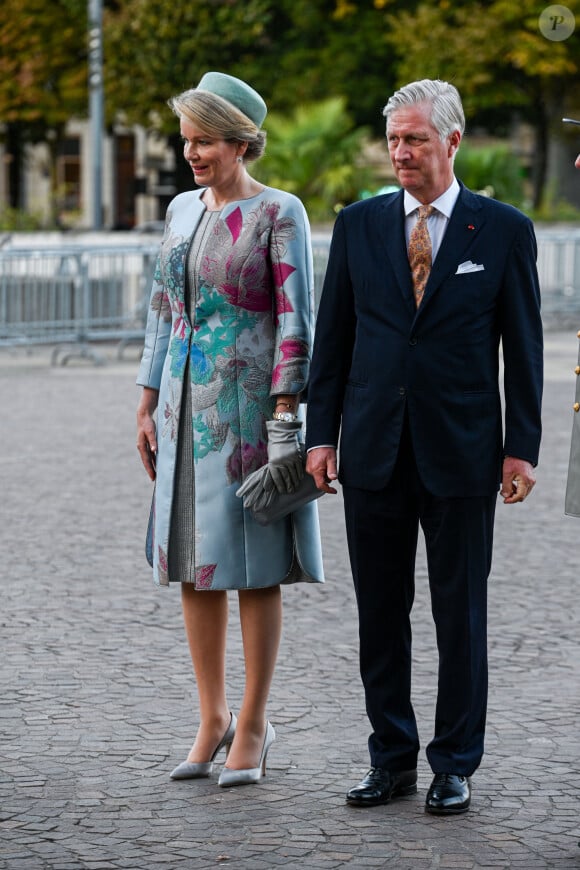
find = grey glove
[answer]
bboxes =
[236,464,277,512]
[265,419,304,493]
[236,420,305,511]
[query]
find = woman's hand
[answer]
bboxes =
[137,387,159,481]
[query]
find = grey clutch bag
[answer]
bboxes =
[250,470,324,526]
[145,487,155,566]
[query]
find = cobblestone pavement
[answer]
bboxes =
[1,332,579,870]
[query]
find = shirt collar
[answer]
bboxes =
[403,177,460,219]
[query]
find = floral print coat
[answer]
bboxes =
[137,187,324,588]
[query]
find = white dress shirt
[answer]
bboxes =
[404,177,460,262]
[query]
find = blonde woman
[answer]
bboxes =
[136,72,323,788]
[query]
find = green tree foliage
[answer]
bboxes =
[103,0,274,132]
[3,0,579,219]
[0,206,46,231]
[454,143,525,207]
[0,0,88,127]
[0,0,88,217]
[254,97,373,221]
[103,0,281,193]
[103,0,397,204]
[244,0,397,134]
[384,0,580,209]
[103,0,399,134]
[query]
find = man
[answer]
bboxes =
[565,152,580,516]
[306,79,543,815]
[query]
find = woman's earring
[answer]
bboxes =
[237,156,243,163]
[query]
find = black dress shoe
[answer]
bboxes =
[425,773,471,815]
[346,767,417,807]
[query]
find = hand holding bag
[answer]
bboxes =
[237,419,305,510]
[236,420,323,524]
[264,419,305,492]
[247,466,324,525]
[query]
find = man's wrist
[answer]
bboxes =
[307,444,336,452]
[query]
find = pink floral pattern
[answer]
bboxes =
[195,564,217,589]
[137,189,319,590]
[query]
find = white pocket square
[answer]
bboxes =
[455,260,485,275]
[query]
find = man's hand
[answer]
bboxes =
[306,447,338,494]
[500,456,536,504]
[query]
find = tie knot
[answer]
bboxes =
[417,204,434,221]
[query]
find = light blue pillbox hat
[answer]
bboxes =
[196,72,267,127]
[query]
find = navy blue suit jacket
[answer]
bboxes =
[306,184,543,497]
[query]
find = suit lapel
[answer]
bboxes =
[419,185,485,313]
[373,185,485,316]
[377,192,416,313]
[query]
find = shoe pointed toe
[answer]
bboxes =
[346,768,417,807]
[425,774,471,814]
[218,721,275,788]
[170,760,213,780]
[169,712,237,780]
[218,765,261,787]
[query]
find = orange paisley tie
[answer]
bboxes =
[408,204,434,307]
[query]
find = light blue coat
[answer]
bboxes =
[137,187,324,588]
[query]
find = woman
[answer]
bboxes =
[136,71,324,788]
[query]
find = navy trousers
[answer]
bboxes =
[343,427,497,776]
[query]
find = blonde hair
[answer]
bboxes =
[169,89,266,162]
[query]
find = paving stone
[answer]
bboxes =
[0,333,579,869]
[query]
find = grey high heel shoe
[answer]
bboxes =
[218,721,275,788]
[170,713,237,780]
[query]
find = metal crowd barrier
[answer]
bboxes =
[0,229,579,364]
[535,229,580,328]
[0,240,332,364]
[0,245,158,363]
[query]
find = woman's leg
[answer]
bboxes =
[225,585,282,770]
[180,583,231,762]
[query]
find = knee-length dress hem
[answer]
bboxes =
[138,187,324,590]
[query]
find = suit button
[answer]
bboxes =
[577,330,580,339]
[399,387,406,396]
[409,337,417,346]
[574,403,580,412]
[575,366,580,375]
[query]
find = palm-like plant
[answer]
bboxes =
[255,97,373,222]
[454,142,525,207]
